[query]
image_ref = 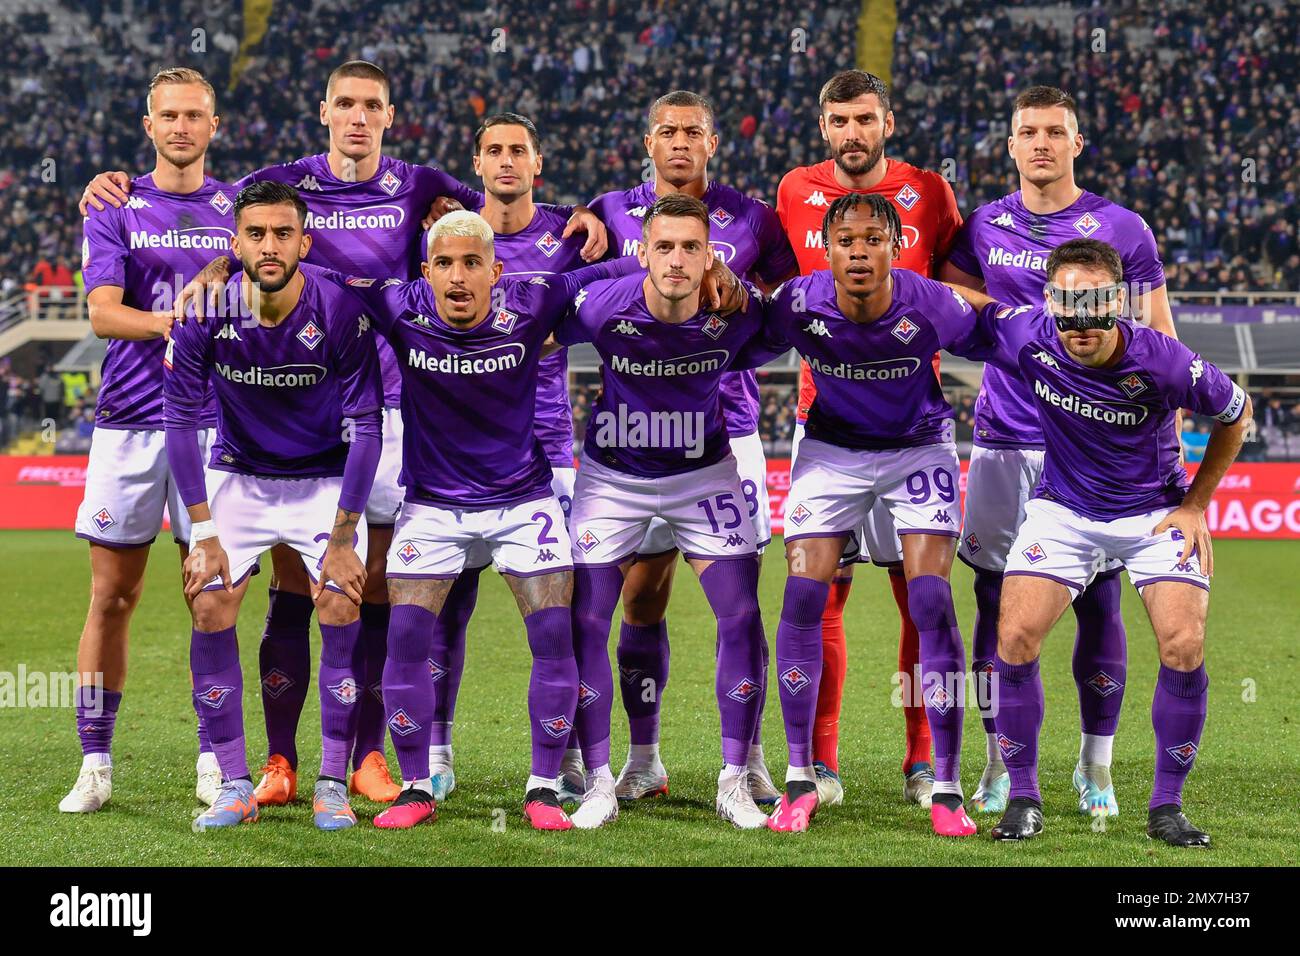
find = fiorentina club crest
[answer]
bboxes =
[388,708,421,736]
[210,190,232,215]
[396,541,420,565]
[618,665,642,686]
[1166,741,1199,766]
[492,308,518,333]
[541,714,574,738]
[787,503,812,526]
[1119,373,1147,398]
[296,321,324,350]
[925,683,954,716]
[577,680,600,709]
[701,314,728,340]
[428,658,447,682]
[327,678,359,705]
[779,665,811,695]
[1022,542,1047,564]
[726,677,761,703]
[535,231,561,257]
[261,668,294,699]
[891,316,919,344]
[378,170,401,196]
[196,684,235,709]
[1073,211,1101,237]
[92,508,115,532]
[1086,670,1124,698]
[709,207,734,229]
[997,733,1025,760]
[576,530,600,553]
[894,184,920,210]
[964,533,982,554]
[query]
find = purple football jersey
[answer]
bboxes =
[556,272,767,476]
[236,154,483,408]
[163,262,383,479]
[945,189,1166,449]
[589,181,797,436]
[81,174,234,429]
[344,258,639,508]
[745,269,983,450]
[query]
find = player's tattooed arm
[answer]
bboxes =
[174,256,232,322]
[79,170,133,214]
[388,577,456,617]
[701,259,748,315]
[315,508,366,605]
[504,570,573,617]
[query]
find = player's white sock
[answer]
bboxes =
[720,763,746,781]
[404,777,432,794]
[1080,733,1113,769]
[985,731,1001,764]
[588,763,615,783]
[627,742,660,766]
[429,744,453,766]
[81,752,111,771]
[932,779,963,798]
[785,764,815,784]
[748,743,765,763]
[525,774,557,793]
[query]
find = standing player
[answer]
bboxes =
[81,60,606,806]
[939,86,1177,817]
[775,70,962,807]
[61,68,232,814]
[587,91,799,804]
[560,194,771,830]
[164,182,384,831]
[974,239,1249,846]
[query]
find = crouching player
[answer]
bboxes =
[164,182,384,831]
[976,239,1250,846]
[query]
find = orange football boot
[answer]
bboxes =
[253,754,297,805]
[349,751,400,803]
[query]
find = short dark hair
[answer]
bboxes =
[234,181,308,227]
[326,59,390,102]
[641,193,711,241]
[821,192,902,250]
[1012,85,1079,128]
[647,90,715,134]
[1045,239,1124,284]
[819,70,890,113]
[475,112,542,153]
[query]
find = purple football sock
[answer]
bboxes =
[351,601,390,769]
[383,604,436,782]
[993,654,1043,803]
[191,626,248,781]
[524,606,580,778]
[194,699,212,754]
[429,565,479,746]
[775,575,828,767]
[971,567,1003,735]
[1151,663,1208,809]
[258,588,313,768]
[700,560,766,766]
[318,618,364,781]
[1072,569,1128,737]
[571,566,623,769]
[76,685,121,756]
[751,628,769,747]
[616,619,669,746]
[908,575,967,785]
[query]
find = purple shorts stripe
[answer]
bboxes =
[499,565,575,578]
[956,550,999,574]
[756,536,773,550]
[77,532,157,550]
[386,572,461,581]
[632,545,680,561]
[367,522,396,530]
[897,528,960,538]
[199,564,259,593]
[1132,575,1210,593]
[785,530,855,543]
[680,550,760,563]
[574,552,639,570]
[1004,570,1083,593]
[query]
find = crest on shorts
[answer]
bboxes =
[1166,741,1199,766]
[891,316,919,344]
[964,533,982,554]
[1022,542,1047,564]
[261,668,294,699]
[388,709,421,736]
[787,503,812,527]
[92,508,115,532]
[576,530,600,553]
[1086,670,1124,698]
[396,541,421,565]
[779,665,811,695]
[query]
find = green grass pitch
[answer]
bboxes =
[1,530,1296,866]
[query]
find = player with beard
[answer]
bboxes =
[775,70,962,809]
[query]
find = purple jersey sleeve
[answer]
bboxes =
[81,207,127,291]
[948,301,1046,375]
[417,165,484,215]
[731,285,794,369]
[550,257,645,344]
[1156,339,1247,423]
[1119,214,1167,291]
[338,410,382,514]
[329,292,385,420]
[162,317,215,506]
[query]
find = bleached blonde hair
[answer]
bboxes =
[426,210,495,259]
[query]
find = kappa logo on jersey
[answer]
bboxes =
[427,658,447,683]
[295,174,321,191]
[492,308,518,334]
[1166,741,1199,767]
[964,533,982,554]
[92,508,115,532]
[388,708,421,736]
[932,510,953,525]
[1073,211,1101,237]
[1086,670,1124,698]
[1189,358,1204,386]
[894,184,921,210]
[803,318,832,338]
[261,668,294,700]
[779,665,811,695]
[991,212,1015,229]
[1032,349,1060,369]
[215,323,242,341]
[701,314,728,340]
[535,547,559,563]
[410,314,433,328]
[804,190,829,207]
[378,170,402,196]
[996,304,1035,320]
[726,677,761,704]
[357,314,371,337]
[1119,373,1147,397]
[618,664,642,686]
[396,541,421,565]
[787,503,812,526]
[540,714,574,738]
[576,680,600,709]
[296,321,324,350]
[125,196,152,209]
[709,207,734,229]
[535,231,562,257]
[997,733,1025,760]
[724,533,746,547]
[890,316,920,344]
[627,205,648,219]
[576,530,600,553]
[209,191,233,215]
[573,288,590,311]
[196,684,236,709]
[327,678,359,706]
[613,319,640,336]
[925,683,954,716]
[1022,542,1047,564]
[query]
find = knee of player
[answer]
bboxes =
[315,590,360,628]
[189,593,237,634]
[89,581,144,619]
[622,588,669,626]
[1156,624,1205,670]
[996,618,1044,664]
